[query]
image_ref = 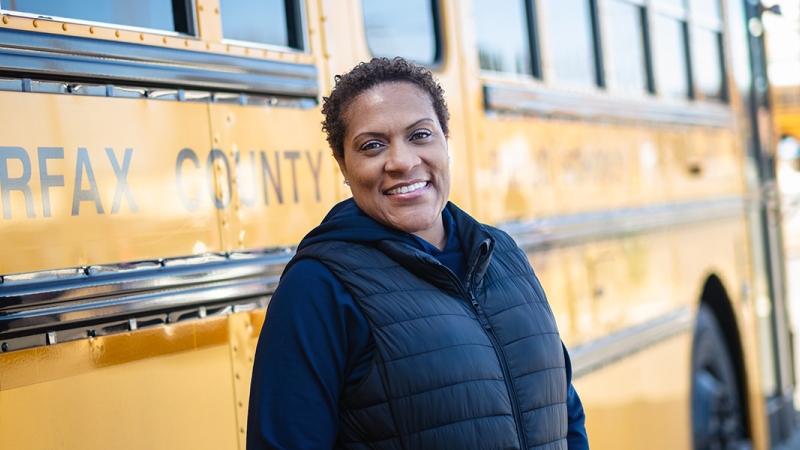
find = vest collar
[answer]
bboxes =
[374,203,495,294]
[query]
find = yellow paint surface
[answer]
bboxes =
[0,344,237,450]
[208,104,334,250]
[0,92,220,273]
[0,316,228,391]
[228,310,265,449]
[575,333,693,450]
[467,112,744,226]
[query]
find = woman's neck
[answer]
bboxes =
[412,216,447,251]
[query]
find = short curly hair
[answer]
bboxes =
[321,57,450,159]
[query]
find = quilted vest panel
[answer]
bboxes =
[299,225,567,450]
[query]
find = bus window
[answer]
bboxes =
[0,0,193,34]
[474,0,536,77]
[607,0,652,94]
[690,0,726,101]
[220,0,304,49]
[547,0,600,87]
[361,0,439,66]
[690,0,720,18]
[652,0,692,98]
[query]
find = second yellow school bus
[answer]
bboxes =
[0,0,794,449]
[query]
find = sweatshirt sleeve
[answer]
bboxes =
[246,259,372,450]
[563,343,590,449]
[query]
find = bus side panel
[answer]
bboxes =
[0,316,239,449]
[672,217,770,448]
[207,104,335,250]
[527,230,681,347]
[0,92,220,274]
[573,334,693,449]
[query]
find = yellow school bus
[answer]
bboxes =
[0,0,794,449]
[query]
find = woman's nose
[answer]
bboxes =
[384,142,421,173]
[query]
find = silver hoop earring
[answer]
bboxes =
[343,179,350,186]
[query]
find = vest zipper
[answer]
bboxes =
[435,260,528,450]
[467,291,527,450]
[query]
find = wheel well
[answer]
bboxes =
[700,274,751,439]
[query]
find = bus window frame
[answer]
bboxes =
[539,0,605,89]
[603,0,656,96]
[473,0,542,79]
[0,0,198,37]
[650,0,697,100]
[589,0,605,88]
[477,0,736,121]
[526,0,543,80]
[360,0,444,70]
[473,0,734,128]
[0,27,319,99]
[219,0,308,53]
[687,0,728,103]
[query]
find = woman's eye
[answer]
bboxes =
[359,141,383,151]
[410,130,432,141]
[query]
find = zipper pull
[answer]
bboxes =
[469,292,479,308]
[470,292,492,330]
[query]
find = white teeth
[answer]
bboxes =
[387,182,427,195]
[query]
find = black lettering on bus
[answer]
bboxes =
[236,151,258,208]
[306,151,322,202]
[206,149,232,210]
[38,147,65,218]
[176,148,201,212]
[284,151,300,204]
[106,148,138,214]
[72,147,104,215]
[0,146,36,219]
[259,151,283,205]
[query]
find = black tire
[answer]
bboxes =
[692,304,751,450]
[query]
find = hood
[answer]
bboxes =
[296,198,414,252]
[289,198,495,288]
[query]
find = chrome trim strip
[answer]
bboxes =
[0,28,318,98]
[484,84,735,127]
[502,195,745,252]
[570,307,694,378]
[2,276,270,334]
[0,195,743,349]
[0,251,292,350]
[0,76,317,108]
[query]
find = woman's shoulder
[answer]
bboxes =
[279,257,342,293]
[273,257,356,314]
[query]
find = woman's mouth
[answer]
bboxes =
[385,181,428,195]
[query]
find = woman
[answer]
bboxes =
[247,57,589,449]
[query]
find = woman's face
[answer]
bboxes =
[336,82,450,244]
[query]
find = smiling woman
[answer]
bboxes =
[336,82,451,249]
[246,57,590,450]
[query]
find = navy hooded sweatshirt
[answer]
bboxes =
[247,199,588,449]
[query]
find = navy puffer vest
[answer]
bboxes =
[295,206,567,449]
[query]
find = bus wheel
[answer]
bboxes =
[692,304,750,450]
